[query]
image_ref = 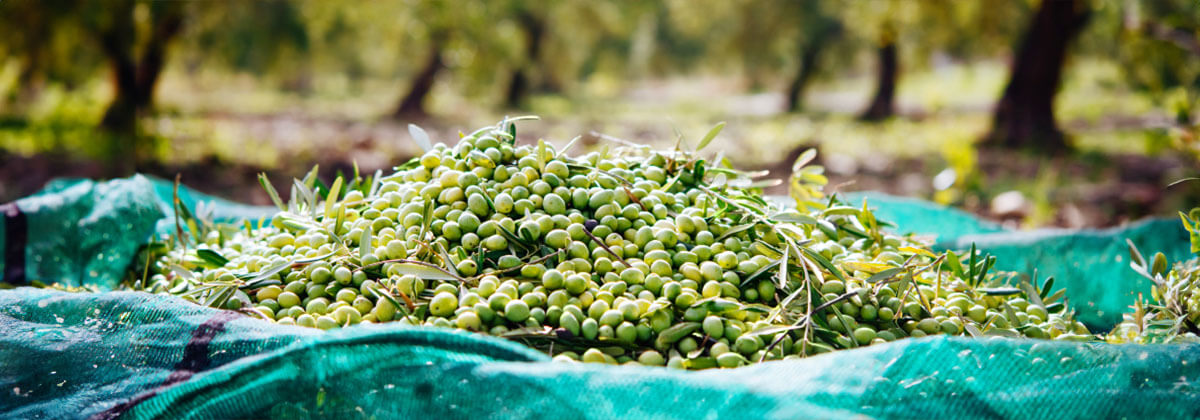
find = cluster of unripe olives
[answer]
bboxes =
[144,121,1090,369]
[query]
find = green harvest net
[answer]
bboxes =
[1,176,1196,419]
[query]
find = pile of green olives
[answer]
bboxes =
[140,120,1090,369]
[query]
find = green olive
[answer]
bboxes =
[853,327,877,345]
[505,299,531,322]
[277,292,301,308]
[703,316,725,338]
[430,292,459,317]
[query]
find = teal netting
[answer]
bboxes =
[0,175,273,290]
[2,177,1196,419]
[3,289,1199,420]
[840,191,1007,238]
[0,176,165,290]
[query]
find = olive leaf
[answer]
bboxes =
[168,263,195,282]
[418,200,435,240]
[203,286,236,309]
[985,328,1022,338]
[408,123,433,152]
[196,249,230,268]
[240,277,281,290]
[359,225,373,260]
[944,249,965,279]
[815,219,839,240]
[792,148,817,172]
[1043,288,1067,305]
[964,323,984,338]
[768,212,817,225]
[866,267,905,283]
[324,176,343,219]
[245,259,292,284]
[822,206,861,217]
[800,247,847,282]
[696,121,725,151]
[978,287,1022,296]
[743,324,806,339]
[1019,280,1045,308]
[1040,276,1055,299]
[367,169,384,198]
[258,173,286,211]
[301,165,320,190]
[557,135,582,158]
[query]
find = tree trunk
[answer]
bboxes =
[96,1,183,176]
[859,35,898,121]
[98,0,137,135]
[16,48,45,105]
[16,19,49,105]
[505,11,546,109]
[96,0,138,176]
[785,41,825,113]
[134,9,183,109]
[394,38,445,119]
[504,70,530,111]
[983,0,1090,152]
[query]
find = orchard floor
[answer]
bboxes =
[2,61,1196,229]
[2,110,1194,230]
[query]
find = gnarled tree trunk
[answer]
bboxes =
[983,0,1090,152]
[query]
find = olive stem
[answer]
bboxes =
[591,167,649,212]
[467,249,564,282]
[580,225,631,267]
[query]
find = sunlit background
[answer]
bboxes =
[0,0,1197,228]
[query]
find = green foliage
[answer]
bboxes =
[1081,0,1200,100]
[188,1,310,75]
[0,0,1192,116]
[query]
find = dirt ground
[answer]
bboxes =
[3,113,1196,230]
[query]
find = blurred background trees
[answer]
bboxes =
[0,0,1197,227]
